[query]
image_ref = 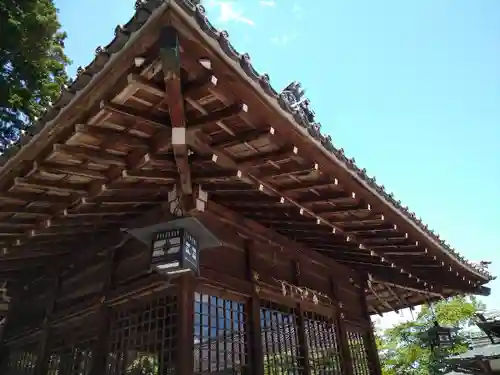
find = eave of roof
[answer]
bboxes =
[449,344,500,361]
[0,0,493,285]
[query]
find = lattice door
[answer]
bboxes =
[46,347,93,375]
[3,348,37,375]
[347,331,370,375]
[46,314,96,375]
[260,301,303,375]
[106,293,178,375]
[305,311,342,375]
[193,292,247,374]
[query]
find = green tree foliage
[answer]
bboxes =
[377,296,485,375]
[0,0,70,151]
[126,353,159,375]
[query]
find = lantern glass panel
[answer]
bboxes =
[425,323,454,349]
[150,229,200,276]
[436,329,453,348]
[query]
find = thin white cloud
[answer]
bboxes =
[259,0,276,7]
[207,1,255,26]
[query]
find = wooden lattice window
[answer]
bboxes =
[4,349,37,375]
[305,311,342,375]
[193,292,247,374]
[260,301,303,375]
[106,293,178,375]
[47,316,96,375]
[347,331,370,375]
[46,346,93,375]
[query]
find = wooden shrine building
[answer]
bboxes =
[0,1,494,374]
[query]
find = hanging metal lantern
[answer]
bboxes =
[424,321,455,350]
[150,228,200,276]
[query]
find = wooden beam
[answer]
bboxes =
[366,279,393,312]
[210,128,273,149]
[384,283,410,309]
[187,102,246,131]
[205,200,354,279]
[160,26,192,196]
[13,177,87,195]
[37,162,108,180]
[0,204,55,217]
[53,144,126,166]
[127,71,218,99]
[75,124,150,151]
[372,279,442,298]
[121,169,178,183]
[0,191,75,205]
[100,101,169,129]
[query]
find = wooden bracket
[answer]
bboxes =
[167,184,207,216]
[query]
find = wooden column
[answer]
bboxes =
[293,261,311,375]
[329,277,354,375]
[34,270,61,375]
[0,282,22,371]
[176,273,195,375]
[88,248,119,375]
[244,241,264,375]
[359,277,382,375]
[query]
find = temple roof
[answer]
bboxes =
[0,0,493,313]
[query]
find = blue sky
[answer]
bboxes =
[54,0,500,323]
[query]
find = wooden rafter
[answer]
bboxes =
[98,50,479,289]
[186,130,442,290]
[160,26,192,197]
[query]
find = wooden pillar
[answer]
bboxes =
[34,270,61,375]
[329,277,354,375]
[0,282,23,371]
[244,241,264,375]
[0,345,8,373]
[88,248,119,375]
[176,273,195,375]
[359,277,382,375]
[293,261,311,375]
